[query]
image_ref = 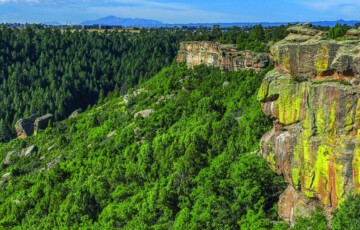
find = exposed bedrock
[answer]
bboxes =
[258,23,360,224]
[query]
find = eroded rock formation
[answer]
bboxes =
[176,41,269,72]
[258,24,360,223]
[15,113,53,137]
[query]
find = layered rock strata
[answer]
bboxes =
[258,24,360,223]
[176,41,269,72]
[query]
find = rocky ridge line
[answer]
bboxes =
[176,41,269,72]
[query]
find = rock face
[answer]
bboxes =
[15,114,39,138]
[34,114,53,132]
[176,41,269,72]
[258,24,360,223]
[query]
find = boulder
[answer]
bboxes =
[2,172,11,182]
[21,145,38,157]
[134,109,155,119]
[34,114,53,132]
[15,114,39,138]
[3,151,19,166]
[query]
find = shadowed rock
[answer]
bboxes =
[15,114,39,138]
[34,113,53,132]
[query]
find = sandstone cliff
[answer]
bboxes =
[258,24,360,223]
[176,41,269,72]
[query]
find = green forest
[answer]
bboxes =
[0,25,359,229]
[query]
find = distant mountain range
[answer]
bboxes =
[81,16,164,27]
[58,16,360,28]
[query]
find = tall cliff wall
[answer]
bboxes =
[258,24,360,223]
[176,41,269,72]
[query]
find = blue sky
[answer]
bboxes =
[0,0,359,24]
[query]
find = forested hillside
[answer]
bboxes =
[0,26,185,142]
[0,64,287,229]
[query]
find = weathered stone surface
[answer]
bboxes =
[21,145,38,157]
[259,24,360,224]
[15,114,39,138]
[34,113,53,132]
[278,185,322,225]
[134,109,154,119]
[176,41,269,72]
[3,151,19,166]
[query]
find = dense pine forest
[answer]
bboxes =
[1,24,359,229]
[0,26,185,142]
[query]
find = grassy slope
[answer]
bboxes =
[0,64,284,229]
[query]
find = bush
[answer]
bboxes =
[332,194,360,230]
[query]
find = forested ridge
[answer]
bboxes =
[0,26,185,141]
[1,24,359,229]
[0,64,289,229]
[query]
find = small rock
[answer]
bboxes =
[3,151,19,166]
[47,145,55,151]
[47,155,62,170]
[134,109,155,119]
[134,127,141,135]
[2,172,11,182]
[222,81,230,87]
[40,156,45,160]
[21,145,38,157]
[68,109,80,119]
[107,131,117,138]
[13,199,20,205]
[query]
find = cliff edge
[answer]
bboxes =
[176,41,269,72]
[258,23,360,223]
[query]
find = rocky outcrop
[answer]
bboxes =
[15,113,53,137]
[176,41,269,72]
[258,24,360,223]
[34,114,53,132]
[15,114,39,138]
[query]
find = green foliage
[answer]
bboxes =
[0,65,285,229]
[0,26,186,141]
[332,194,360,230]
[293,208,327,230]
[190,25,289,52]
[328,23,350,39]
